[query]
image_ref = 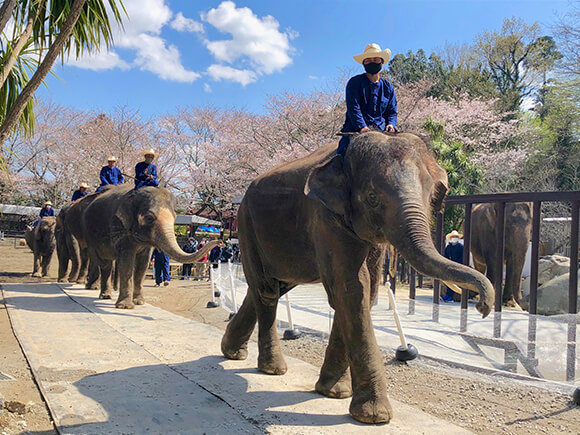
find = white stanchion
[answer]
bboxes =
[228,260,238,313]
[283,293,301,339]
[206,265,219,308]
[386,281,418,361]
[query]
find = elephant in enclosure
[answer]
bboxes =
[25,216,56,277]
[221,132,494,424]
[56,191,105,284]
[471,202,532,307]
[83,185,221,307]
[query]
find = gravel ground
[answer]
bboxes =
[0,239,579,434]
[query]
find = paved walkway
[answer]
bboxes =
[214,263,579,386]
[2,282,471,434]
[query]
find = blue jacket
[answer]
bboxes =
[134,161,159,189]
[444,242,464,264]
[39,207,54,217]
[99,166,124,189]
[71,190,88,202]
[341,73,397,133]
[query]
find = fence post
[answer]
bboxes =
[461,203,472,310]
[569,201,579,314]
[494,201,506,314]
[529,201,541,315]
[433,212,444,306]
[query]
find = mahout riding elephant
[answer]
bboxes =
[221,131,494,424]
[25,216,56,277]
[83,185,221,307]
[471,202,532,307]
[56,190,107,284]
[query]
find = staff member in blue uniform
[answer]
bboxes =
[71,183,89,202]
[337,43,398,155]
[97,156,124,191]
[152,248,171,287]
[134,148,159,189]
[39,201,54,217]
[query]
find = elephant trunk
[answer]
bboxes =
[153,219,220,264]
[393,201,494,318]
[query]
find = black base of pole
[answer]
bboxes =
[206,301,219,308]
[283,329,302,340]
[395,343,418,361]
[573,387,580,406]
[228,311,236,320]
[214,291,221,298]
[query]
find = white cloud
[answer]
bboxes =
[64,0,199,83]
[203,83,212,93]
[202,1,295,75]
[171,12,204,33]
[206,65,257,86]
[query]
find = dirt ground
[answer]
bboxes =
[1,238,579,435]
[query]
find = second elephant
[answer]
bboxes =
[25,216,56,277]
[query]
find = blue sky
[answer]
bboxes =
[37,0,572,118]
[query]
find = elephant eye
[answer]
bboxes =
[366,191,379,208]
[144,214,156,225]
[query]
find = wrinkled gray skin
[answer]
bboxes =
[221,132,494,424]
[83,185,221,307]
[56,192,103,285]
[471,202,532,307]
[25,216,56,277]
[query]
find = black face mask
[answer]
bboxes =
[364,62,382,75]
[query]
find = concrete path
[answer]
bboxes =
[2,283,471,434]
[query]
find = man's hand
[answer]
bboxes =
[386,125,396,133]
[360,126,370,133]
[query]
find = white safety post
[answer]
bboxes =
[285,293,295,330]
[228,260,238,312]
[386,281,408,350]
[210,267,216,303]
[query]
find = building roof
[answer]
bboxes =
[175,214,221,227]
[0,203,61,216]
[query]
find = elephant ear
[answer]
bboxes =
[427,159,449,213]
[304,154,350,218]
[113,191,136,231]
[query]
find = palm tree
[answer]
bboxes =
[0,0,126,143]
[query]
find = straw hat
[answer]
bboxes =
[446,230,463,240]
[107,156,117,162]
[353,43,391,64]
[141,148,156,158]
[44,201,52,206]
[79,182,89,188]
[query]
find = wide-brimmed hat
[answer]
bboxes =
[44,201,52,206]
[79,182,89,188]
[353,43,391,64]
[141,148,156,158]
[107,156,117,162]
[446,230,463,240]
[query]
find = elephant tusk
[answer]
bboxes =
[442,281,470,295]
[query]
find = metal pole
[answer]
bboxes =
[569,201,579,314]
[494,202,506,314]
[461,203,473,310]
[228,260,238,312]
[529,201,541,315]
[409,268,416,300]
[433,212,444,305]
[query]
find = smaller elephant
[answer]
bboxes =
[25,216,57,277]
[471,202,532,307]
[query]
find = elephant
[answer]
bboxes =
[83,184,221,307]
[25,216,56,277]
[220,131,494,424]
[470,202,532,307]
[56,191,104,284]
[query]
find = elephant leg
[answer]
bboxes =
[85,259,100,290]
[41,253,50,277]
[221,292,257,360]
[98,260,113,300]
[31,252,41,277]
[67,237,81,282]
[255,282,287,375]
[132,249,151,305]
[504,255,525,307]
[77,247,89,283]
[316,319,352,398]
[115,245,136,309]
[57,244,69,282]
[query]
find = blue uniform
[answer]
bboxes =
[134,162,158,189]
[71,189,88,202]
[442,242,464,301]
[338,73,398,154]
[97,166,124,191]
[152,248,170,285]
[39,207,54,217]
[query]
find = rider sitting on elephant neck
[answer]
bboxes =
[71,182,89,202]
[97,156,124,192]
[135,148,159,189]
[39,201,54,218]
[337,43,398,155]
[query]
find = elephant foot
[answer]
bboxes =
[258,351,288,375]
[133,295,145,305]
[221,335,249,360]
[503,298,523,310]
[57,277,67,283]
[315,368,352,398]
[99,291,112,300]
[31,272,41,278]
[115,297,134,309]
[349,391,393,424]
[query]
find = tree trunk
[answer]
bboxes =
[0,0,87,143]
[0,13,36,90]
[0,0,17,36]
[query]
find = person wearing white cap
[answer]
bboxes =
[134,148,159,189]
[71,182,90,202]
[39,201,54,217]
[97,156,124,192]
[442,230,464,302]
[337,43,398,155]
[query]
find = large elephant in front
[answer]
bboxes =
[221,132,494,424]
[83,185,221,307]
[25,216,56,277]
[471,202,532,307]
[56,191,105,284]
